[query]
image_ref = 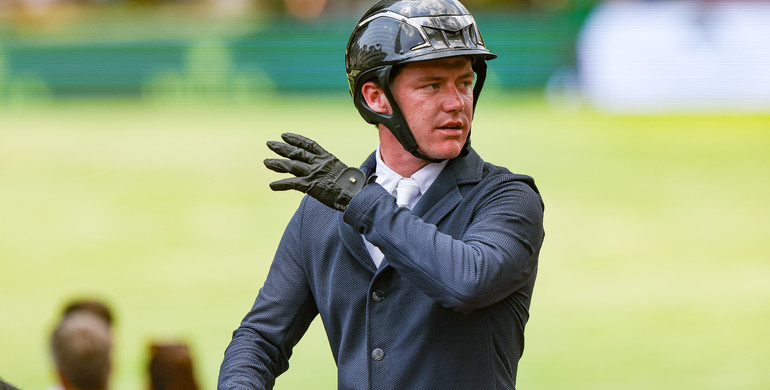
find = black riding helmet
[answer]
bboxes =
[345,0,497,162]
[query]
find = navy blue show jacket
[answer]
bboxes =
[219,148,545,390]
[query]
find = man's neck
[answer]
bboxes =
[378,126,429,177]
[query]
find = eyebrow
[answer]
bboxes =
[414,71,475,83]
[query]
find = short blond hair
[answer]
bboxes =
[51,311,112,390]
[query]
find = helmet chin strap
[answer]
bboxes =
[354,59,489,163]
[377,66,445,163]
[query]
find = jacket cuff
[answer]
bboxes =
[343,182,389,233]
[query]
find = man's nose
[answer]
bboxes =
[443,85,466,112]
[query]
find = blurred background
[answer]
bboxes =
[1,0,769,389]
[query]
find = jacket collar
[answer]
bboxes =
[357,148,486,220]
[360,147,484,183]
[360,147,485,217]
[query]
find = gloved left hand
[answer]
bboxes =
[264,133,367,211]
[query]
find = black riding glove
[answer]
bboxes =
[264,133,367,211]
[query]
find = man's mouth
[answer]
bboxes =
[438,121,463,131]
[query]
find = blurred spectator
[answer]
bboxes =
[147,342,199,390]
[61,299,114,327]
[0,377,20,390]
[50,310,112,390]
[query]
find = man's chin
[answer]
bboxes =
[421,147,463,161]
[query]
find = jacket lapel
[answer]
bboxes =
[337,152,378,274]
[412,149,484,223]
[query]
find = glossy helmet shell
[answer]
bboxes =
[345,0,497,161]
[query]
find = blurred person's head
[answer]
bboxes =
[147,342,199,390]
[51,311,112,390]
[62,299,114,327]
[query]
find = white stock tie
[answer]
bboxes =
[395,178,421,209]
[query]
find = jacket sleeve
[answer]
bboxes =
[343,176,544,314]
[219,199,318,389]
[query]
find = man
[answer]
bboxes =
[51,311,112,390]
[219,0,544,389]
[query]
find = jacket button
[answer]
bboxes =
[371,348,384,361]
[371,289,385,303]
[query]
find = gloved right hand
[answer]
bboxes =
[263,133,367,211]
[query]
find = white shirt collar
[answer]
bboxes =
[374,145,448,197]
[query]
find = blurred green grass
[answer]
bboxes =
[1,96,768,389]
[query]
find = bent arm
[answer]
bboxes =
[344,177,544,314]
[219,202,318,389]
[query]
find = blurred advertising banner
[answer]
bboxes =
[578,0,770,113]
[0,1,593,103]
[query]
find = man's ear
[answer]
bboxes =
[361,81,392,115]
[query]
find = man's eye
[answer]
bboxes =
[426,83,440,90]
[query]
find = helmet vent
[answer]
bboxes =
[424,26,450,50]
[421,24,482,52]
[445,27,469,49]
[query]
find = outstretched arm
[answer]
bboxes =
[219,202,318,389]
